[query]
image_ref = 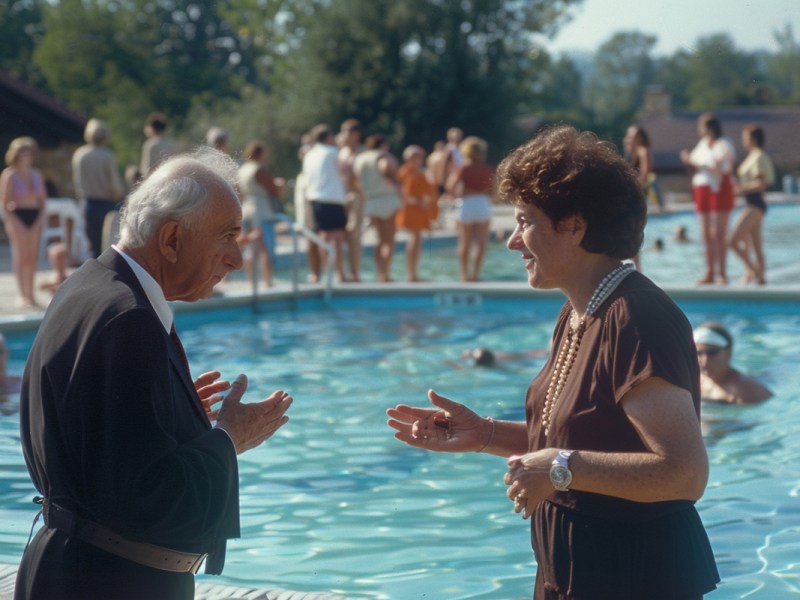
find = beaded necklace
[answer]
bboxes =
[542,262,635,437]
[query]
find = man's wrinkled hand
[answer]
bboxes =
[215,374,292,454]
[194,370,230,421]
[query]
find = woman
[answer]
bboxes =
[353,134,402,282]
[396,145,437,282]
[387,125,719,599]
[680,113,735,285]
[1,137,47,308]
[72,118,125,259]
[445,136,495,281]
[238,140,285,287]
[624,124,663,212]
[729,124,775,285]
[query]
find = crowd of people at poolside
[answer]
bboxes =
[1,116,502,309]
[1,109,781,311]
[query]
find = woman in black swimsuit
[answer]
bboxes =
[729,124,775,285]
[1,137,46,308]
[12,208,41,228]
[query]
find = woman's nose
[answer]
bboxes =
[506,224,523,250]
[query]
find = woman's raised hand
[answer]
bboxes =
[387,389,490,453]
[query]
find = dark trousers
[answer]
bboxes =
[85,199,119,258]
[15,527,195,600]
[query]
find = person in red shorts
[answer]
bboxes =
[680,113,736,285]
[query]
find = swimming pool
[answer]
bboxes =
[1,292,798,599]
[267,202,800,286]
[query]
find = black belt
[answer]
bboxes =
[40,498,207,574]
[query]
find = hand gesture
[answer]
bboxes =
[386,389,490,453]
[194,370,230,421]
[216,374,292,454]
[504,451,554,519]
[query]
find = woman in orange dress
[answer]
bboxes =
[396,145,438,282]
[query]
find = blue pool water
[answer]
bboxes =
[1,293,798,599]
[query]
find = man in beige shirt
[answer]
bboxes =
[72,118,124,258]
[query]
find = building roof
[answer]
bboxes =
[0,69,86,149]
[639,105,800,173]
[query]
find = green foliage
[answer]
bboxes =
[2,2,798,181]
[682,34,761,109]
[764,23,800,104]
[584,31,657,128]
[0,0,47,85]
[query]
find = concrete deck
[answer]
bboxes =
[1,198,799,599]
[0,202,478,329]
[0,562,356,600]
[3,197,800,330]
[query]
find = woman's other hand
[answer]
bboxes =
[504,450,557,519]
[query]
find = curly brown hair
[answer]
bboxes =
[496,124,646,259]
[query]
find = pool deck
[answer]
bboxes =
[0,562,356,600]
[1,198,799,599]
[2,198,800,332]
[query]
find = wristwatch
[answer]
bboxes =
[549,450,575,491]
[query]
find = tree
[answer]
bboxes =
[653,51,692,111]
[765,23,800,104]
[31,0,265,166]
[0,0,47,85]
[514,50,590,132]
[681,33,761,109]
[584,31,657,134]
[274,0,582,161]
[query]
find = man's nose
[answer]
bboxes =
[227,241,244,271]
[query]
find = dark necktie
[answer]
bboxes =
[169,324,191,377]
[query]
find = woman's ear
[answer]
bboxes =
[564,215,586,243]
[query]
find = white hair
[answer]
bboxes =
[118,146,240,248]
[205,126,229,148]
[84,118,109,145]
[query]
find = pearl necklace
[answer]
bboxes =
[542,262,635,436]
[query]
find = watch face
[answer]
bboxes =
[550,465,572,490]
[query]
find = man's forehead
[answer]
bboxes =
[201,189,242,231]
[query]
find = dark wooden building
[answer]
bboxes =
[0,69,86,197]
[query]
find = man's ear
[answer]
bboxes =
[158,221,181,263]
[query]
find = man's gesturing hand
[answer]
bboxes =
[215,374,292,454]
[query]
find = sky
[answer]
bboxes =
[545,0,799,56]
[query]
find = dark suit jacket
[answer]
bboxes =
[16,248,239,598]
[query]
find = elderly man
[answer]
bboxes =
[72,117,125,258]
[16,148,293,599]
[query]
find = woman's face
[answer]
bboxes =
[15,148,33,167]
[741,131,754,150]
[507,202,580,290]
[623,126,637,153]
